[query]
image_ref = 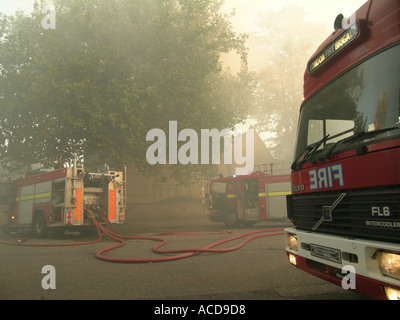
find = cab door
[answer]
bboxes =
[236,179,244,220]
[237,178,259,221]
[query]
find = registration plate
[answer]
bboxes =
[310,244,342,264]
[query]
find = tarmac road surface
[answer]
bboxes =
[0,200,367,301]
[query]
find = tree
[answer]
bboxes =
[249,2,330,162]
[0,0,254,183]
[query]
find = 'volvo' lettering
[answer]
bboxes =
[309,164,344,190]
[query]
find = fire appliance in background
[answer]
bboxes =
[0,157,126,237]
[285,0,400,300]
[205,164,291,228]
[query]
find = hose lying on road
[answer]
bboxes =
[0,215,285,263]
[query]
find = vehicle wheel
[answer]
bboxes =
[33,213,47,238]
[224,210,239,228]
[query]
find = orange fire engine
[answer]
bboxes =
[0,160,126,237]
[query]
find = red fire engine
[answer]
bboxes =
[0,160,126,237]
[285,0,400,300]
[206,165,291,228]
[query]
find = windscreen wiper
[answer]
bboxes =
[291,127,355,170]
[291,134,331,170]
[326,125,400,158]
[347,125,399,142]
[292,125,400,171]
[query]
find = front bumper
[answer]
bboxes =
[285,228,400,300]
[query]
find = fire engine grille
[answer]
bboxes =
[287,186,400,243]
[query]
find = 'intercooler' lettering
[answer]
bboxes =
[365,221,400,228]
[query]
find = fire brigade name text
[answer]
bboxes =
[146,121,255,176]
[154,304,245,317]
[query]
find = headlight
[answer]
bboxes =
[377,251,400,281]
[384,287,400,300]
[287,233,298,251]
[288,253,297,266]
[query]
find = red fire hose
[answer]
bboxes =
[0,216,285,263]
[91,217,285,263]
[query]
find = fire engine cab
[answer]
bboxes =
[0,161,126,237]
[285,0,400,300]
[206,168,291,228]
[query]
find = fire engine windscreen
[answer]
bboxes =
[294,45,400,166]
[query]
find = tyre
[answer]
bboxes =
[224,210,239,228]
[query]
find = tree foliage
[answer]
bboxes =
[0,0,253,182]
[249,3,330,162]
